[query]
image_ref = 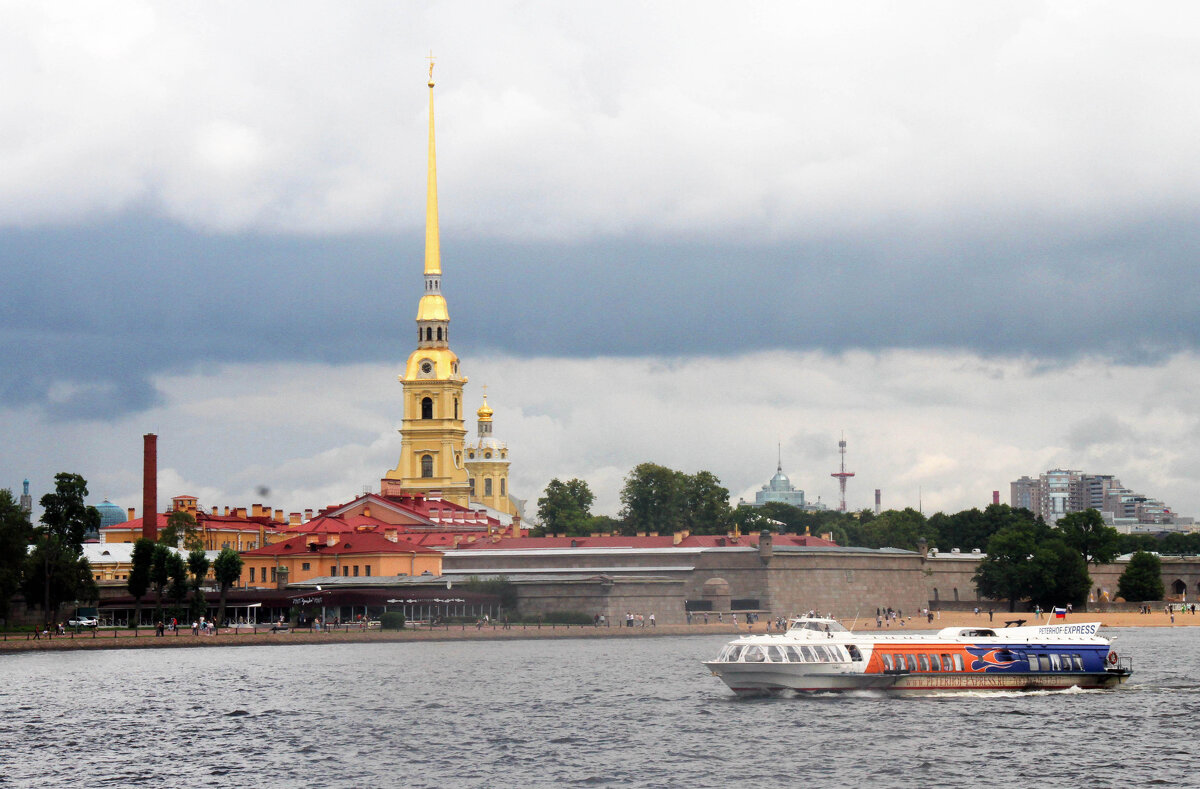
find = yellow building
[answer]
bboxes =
[383,64,472,507]
[100,496,288,551]
[465,393,520,517]
[238,531,443,589]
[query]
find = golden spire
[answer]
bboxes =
[424,52,440,277]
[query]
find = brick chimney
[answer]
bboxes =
[142,433,157,541]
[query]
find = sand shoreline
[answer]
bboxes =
[0,609,1191,654]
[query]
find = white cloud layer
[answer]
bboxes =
[7,350,1200,523]
[3,2,1200,238]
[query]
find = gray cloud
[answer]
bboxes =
[3,213,1199,417]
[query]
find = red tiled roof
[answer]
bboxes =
[452,532,838,550]
[241,532,441,557]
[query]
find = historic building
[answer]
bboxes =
[381,65,520,520]
[464,393,520,517]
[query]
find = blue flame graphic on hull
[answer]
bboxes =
[965,646,1020,672]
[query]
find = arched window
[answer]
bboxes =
[469,478,476,496]
[500,478,505,496]
[454,398,458,419]
[436,327,442,341]
[421,397,433,419]
[485,478,493,496]
[425,327,433,342]
[420,455,434,478]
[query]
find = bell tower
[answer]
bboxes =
[383,59,471,506]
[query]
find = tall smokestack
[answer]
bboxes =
[874,489,881,515]
[143,433,158,541]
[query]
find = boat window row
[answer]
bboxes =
[878,651,1089,672]
[881,653,966,672]
[1026,652,1085,671]
[719,644,847,664]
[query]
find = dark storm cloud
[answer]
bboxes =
[3,212,1198,419]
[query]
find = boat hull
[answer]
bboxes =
[705,662,1131,696]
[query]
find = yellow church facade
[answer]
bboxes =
[383,64,520,520]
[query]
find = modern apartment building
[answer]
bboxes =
[1010,469,1192,532]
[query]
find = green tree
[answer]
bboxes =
[733,505,776,535]
[159,510,204,552]
[536,478,595,537]
[24,473,100,621]
[1116,533,1159,555]
[1056,509,1121,566]
[0,489,33,622]
[127,538,155,627]
[619,462,687,536]
[931,504,1033,553]
[38,473,99,552]
[974,516,1091,611]
[187,549,211,622]
[858,508,933,551]
[1028,538,1091,610]
[682,470,732,535]
[585,514,622,534]
[21,544,96,623]
[166,551,189,622]
[1117,551,1164,602]
[212,547,244,627]
[150,543,171,622]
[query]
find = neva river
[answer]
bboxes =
[2,628,1195,788]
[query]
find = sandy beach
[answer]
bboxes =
[0,608,1192,654]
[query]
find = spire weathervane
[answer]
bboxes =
[427,50,436,86]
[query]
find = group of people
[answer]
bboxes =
[624,611,655,627]
[31,622,67,639]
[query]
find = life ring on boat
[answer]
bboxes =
[1106,651,1118,665]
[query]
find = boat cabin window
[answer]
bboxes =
[893,654,906,671]
[952,654,964,671]
[725,645,745,662]
[940,654,952,671]
[769,646,788,663]
[917,654,930,672]
[1070,654,1084,670]
[1049,654,1062,671]
[881,654,894,670]
[1026,652,1038,671]
[846,644,863,662]
[744,646,767,663]
[929,654,942,671]
[786,646,804,662]
[963,629,997,637]
[790,619,849,634]
[801,646,819,662]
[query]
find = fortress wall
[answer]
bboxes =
[513,579,687,624]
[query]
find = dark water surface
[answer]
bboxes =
[1,628,1194,788]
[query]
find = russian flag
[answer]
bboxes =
[1054,607,1067,619]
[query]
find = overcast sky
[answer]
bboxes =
[4,2,1200,522]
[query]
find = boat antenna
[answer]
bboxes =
[848,607,860,631]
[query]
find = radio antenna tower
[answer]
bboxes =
[830,432,855,512]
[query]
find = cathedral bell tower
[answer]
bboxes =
[465,390,519,517]
[383,60,471,506]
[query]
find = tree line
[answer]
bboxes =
[0,472,244,628]
[536,463,1178,608]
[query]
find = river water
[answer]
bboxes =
[1,627,1194,788]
